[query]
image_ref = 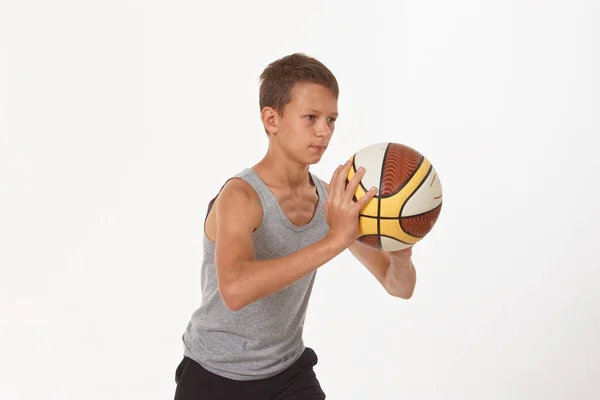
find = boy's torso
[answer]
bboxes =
[182,167,330,381]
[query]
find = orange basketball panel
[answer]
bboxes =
[401,204,442,238]
[358,235,380,249]
[379,143,423,196]
[379,158,431,218]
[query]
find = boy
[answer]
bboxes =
[174,53,416,400]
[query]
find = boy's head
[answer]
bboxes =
[259,53,339,120]
[259,53,339,165]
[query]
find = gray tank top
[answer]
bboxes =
[181,167,330,381]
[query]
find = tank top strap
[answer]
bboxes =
[232,168,275,227]
[234,168,328,232]
[203,168,273,229]
[309,172,328,206]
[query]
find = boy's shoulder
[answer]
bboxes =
[219,175,260,204]
[311,174,329,194]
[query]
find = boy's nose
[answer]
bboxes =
[316,122,332,137]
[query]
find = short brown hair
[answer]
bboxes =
[259,53,339,118]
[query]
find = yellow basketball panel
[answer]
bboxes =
[379,218,420,245]
[357,216,378,236]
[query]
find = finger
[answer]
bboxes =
[336,159,352,193]
[329,164,342,182]
[354,186,377,212]
[391,247,413,257]
[344,166,365,202]
[328,164,343,197]
[329,160,350,201]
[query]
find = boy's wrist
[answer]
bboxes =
[322,232,349,256]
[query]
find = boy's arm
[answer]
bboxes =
[322,180,417,299]
[347,241,416,299]
[215,164,373,311]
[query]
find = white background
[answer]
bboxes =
[1,1,599,399]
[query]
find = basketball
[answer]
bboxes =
[347,142,443,252]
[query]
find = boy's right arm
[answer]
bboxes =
[215,178,342,311]
[215,162,375,311]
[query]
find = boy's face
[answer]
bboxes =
[268,82,338,165]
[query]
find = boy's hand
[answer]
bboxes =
[325,160,377,250]
[390,247,412,260]
[389,247,414,270]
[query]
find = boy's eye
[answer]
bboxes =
[305,115,336,123]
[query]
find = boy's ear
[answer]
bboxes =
[261,107,279,135]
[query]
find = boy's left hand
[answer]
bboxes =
[389,247,412,260]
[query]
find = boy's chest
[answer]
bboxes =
[272,189,320,227]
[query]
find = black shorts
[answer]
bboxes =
[174,347,326,400]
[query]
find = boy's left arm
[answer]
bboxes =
[321,179,416,299]
[348,241,416,299]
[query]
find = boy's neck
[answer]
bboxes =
[253,153,312,190]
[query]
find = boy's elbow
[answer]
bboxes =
[386,285,415,300]
[219,281,246,311]
[216,261,247,311]
[390,291,414,300]
[398,291,414,300]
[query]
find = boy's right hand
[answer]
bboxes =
[325,160,378,250]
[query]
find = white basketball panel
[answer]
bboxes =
[381,236,412,251]
[402,166,443,217]
[353,142,388,191]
